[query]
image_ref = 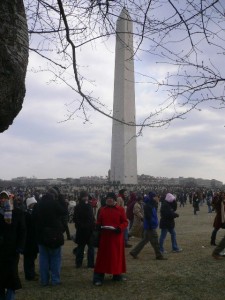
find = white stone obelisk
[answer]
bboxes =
[110,7,137,185]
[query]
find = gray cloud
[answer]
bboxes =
[1,22,225,183]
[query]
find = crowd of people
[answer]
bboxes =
[0,185,225,298]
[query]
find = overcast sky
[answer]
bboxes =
[1,5,225,183]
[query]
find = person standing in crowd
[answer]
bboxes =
[89,193,98,218]
[129,193,144,238]
[117,189,128,207]
[193,192,200,215]
[129,192,166,260]
[117,189,132,248]
[210,192,225,246]
[93,192,128,286]
[35,190,67,286]
[73,191,95,268]
[126,192,137,230]
[0,190,26,300]
[178,191,185,208]
[13,192,26,211]
[23,196,39,281]
[159,193,182,254]
[52,186,71,240]
[68,199,76,224]
[206,190,213,213]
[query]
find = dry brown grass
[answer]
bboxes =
[17,203,225,300]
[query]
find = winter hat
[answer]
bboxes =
[148,192,156,199]
[26,197,37,208]
[144,191,156,203]
[165,193,176,203]
[0,191,10,199]
[68,200,76,207]
[106,192,117,201]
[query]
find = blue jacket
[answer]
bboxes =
[143,193,158,230]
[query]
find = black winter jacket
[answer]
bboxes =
[34,193,67,246]
[73,201,95,245]
[159,200,179,229]
[24,206,39,256]
[0,208,26,290]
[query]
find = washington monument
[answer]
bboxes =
[110,8,137,185]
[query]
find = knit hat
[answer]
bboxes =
[26,197,37,208]
[165,193,176,203]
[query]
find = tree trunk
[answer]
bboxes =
[0,0,28,133]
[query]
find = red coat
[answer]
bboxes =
[94,204,128,274]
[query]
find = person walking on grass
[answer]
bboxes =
[159,193,182,254]
[117,189,132,248]
[23,197,39,281]
[129,192,166,260]
[193,192,200,215]
[129,193,144,239]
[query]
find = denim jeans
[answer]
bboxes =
[0,289,15,300]
[38,245,62,286]
[207,205,212,213]
[159,228,179,252]
[124,228,129,245]
[129,220,134,231]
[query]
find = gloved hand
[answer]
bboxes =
[114,227,121,234]
[95,224,101,231]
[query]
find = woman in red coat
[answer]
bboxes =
[93,192,128,286]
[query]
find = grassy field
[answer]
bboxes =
[16,203,225,300]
